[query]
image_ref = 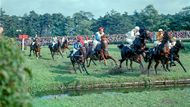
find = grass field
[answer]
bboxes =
[33,87,190,107]
[24,44,190,95]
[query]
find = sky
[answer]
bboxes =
[1,0,190,18]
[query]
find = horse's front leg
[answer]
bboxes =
[82,63,89,75]
[71,61,77,73]
[130,59,133,72]
[119,58,125,68]
[101,51,107,66]
[154,61,159,75]
[176,59,187,72]
[59,49,63,58]
[87,58,92,67]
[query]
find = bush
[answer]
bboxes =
[0,37,31,107]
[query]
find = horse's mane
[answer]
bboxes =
[162,32,170,44]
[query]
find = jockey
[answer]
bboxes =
[61,36,65,43]
[154,29,164,46]
[92,27,105,52]
[69,36,83,57]
[126,26,140,45]
[169,36,177,66]
[32,34,38,45]
[52,36,58,47]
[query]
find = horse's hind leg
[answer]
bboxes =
[82,63,89,75]
[59,50,63,58]
[130,60,133,72]
[107,55,117,66]
[119,58,125,68]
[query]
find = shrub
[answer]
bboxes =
[0,37,31,107]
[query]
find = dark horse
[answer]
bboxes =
[48,40,63,60]
[87,35,117,67]
[29,41,41,59]
[146,32,171,75]
[69,46,89,75]
[168,40,187,72]
[118,29,150,73]
[146,32,187,75]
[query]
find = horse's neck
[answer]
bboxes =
[101,40,108,49]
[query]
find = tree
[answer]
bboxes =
[0,38,32,107]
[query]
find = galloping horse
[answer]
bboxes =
[87,35,117,67]
[165,40,187,72]
[69,46,89,75]
[48,40,63,60]
[146,32,173,75]
[29,40,41,59]
[118,29,150,72]
[61,39,70,52]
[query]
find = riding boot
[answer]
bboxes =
[170,54,176,66]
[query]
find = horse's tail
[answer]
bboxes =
[117,44,124,50]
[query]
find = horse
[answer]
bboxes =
[29,40,41,59]
[48,40,63,60]
[69,46,89,75]
[61,39,70,52]
[87,35,117,67]
[165,40,187,72]
[118,29,150,73]
[146,32,176,75]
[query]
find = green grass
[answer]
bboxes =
[24,45,190,95]
[33,88,190,107]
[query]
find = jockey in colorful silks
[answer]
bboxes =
[70,36,83,57]
[92,27,105,53]
[169,34,177,66]
[154,29,164,46]
[126,26,140,45]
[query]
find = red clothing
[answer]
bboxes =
[85,36,89,40]
[77,36,84,46]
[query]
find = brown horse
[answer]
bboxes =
[87,35,117,67]
[48,40,63,60]
[147,32,173,75]
[61,39,70,52]
[29,40,41,59]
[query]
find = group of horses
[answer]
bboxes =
[29,29,187,75]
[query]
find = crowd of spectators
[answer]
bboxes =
[17,31,190,46]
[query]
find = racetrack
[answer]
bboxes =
[24,44,190,95]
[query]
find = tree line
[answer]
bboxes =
[0,5,190,37]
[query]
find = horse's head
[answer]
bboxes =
[139,29,148,39]
[175,40,185,50]
[162,31,170,44]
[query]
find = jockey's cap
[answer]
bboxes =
[135,26,140,30]
[158,29,163,32]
